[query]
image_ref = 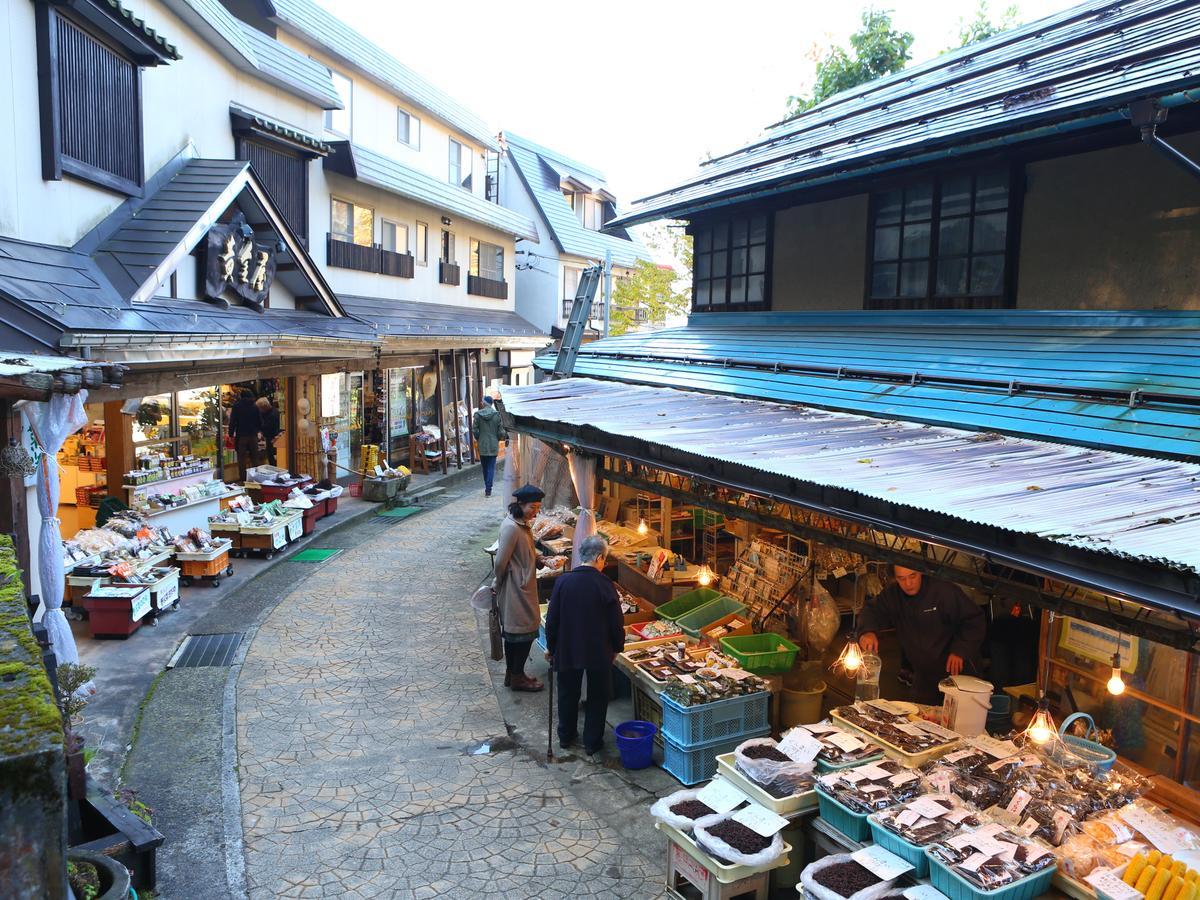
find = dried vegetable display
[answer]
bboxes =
[833,701,961,755]
[873,792,986,846]
[172,527,218,554]
[631,620,683,641]
[818,759,923,813]
[927,822,1056,890]
[783,721,884,765]
[810,859,883,897]
[734,736,816,798]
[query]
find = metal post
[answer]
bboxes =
[603,249,612,338]
[449,349,463,470]
[465,349,476,463]
[433,351,448,475]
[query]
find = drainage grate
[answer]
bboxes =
[376,506,421,519]
[170,633,243,668]
[290,548,342,562]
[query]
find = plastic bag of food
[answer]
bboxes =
[800,853,900,900]
[734,738,815,799]
[1082,813,1138,847]
[1056,833,1104,879]
[693,815,785,869]
[804,583,840,654]
[649,789,718,832]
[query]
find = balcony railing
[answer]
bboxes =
[380,248,415,278]
[439,260,461,286]
[468,274,508,300]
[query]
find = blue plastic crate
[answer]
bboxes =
[814,783,874,842]
[815,752,885,774]
[661,728,771,786]
[868,816,930,877]
[925,849,1056,900]
[660,691,770,746]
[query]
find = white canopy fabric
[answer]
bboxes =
[22,391,89,669]
[567,451,596,569]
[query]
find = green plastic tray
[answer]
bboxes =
[675,596,745,638]
[655,587,724,622]
[719,632,800,674]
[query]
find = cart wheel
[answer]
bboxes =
[210,577,221,587]
[225,565,234,576]
[181,577,193,587]
[265,551,275,560]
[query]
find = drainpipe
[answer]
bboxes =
[1129,99,1200,182]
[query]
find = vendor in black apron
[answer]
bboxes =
[858,565,987,705]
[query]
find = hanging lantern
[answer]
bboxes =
[697,565,713,587]
[1024,694,1058,745]
[0,437,35,477]
[1107,652,1126,696]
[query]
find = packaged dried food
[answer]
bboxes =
[929,824,1055,889]
[734,737,815,799]
[801,854,899,900]
[874,792,985,846]
[649,789,717,831]
[694,815,785,869]
[818,760,921,813]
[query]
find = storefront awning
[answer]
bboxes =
[503,377,1200,616]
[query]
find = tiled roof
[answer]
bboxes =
[612,0,1200,227]
[325,142,537,240]
[340,295,544,340]
[101,0,181,60]
[504,133,651,268]
[268,0,500,150]
[230,104,330,154]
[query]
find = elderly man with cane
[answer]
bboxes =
[544,534,623,757]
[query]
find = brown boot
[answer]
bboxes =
[511,675,544,692]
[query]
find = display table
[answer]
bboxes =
[81,585,152,638]
[140,488,244,534]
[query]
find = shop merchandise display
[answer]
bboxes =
[68,515,174,562]
[631,619,683,641]
[873,792,986,846]
[834,702,961,755]
[818,760,924,813]
[129,477,235,513]
[124,454,211,486]
[927,822,1056,889]
[627,641,768,702]
[784,721,884,765]
[535,555,569,578]
[649,788,717,831]
[733,736,816,798]
[807,857,886,898]
[693,815,786,868]
[704,615,748,641]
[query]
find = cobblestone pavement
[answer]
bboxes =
[237,491,665,898]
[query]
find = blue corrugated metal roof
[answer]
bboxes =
[536,310,1200,460]
[326,143,537,240]
[612,0,1200,228]
[268,0,500,150]
[504,132,652,269]
[502,377,1200,580]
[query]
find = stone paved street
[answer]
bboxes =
[236,490,665,898]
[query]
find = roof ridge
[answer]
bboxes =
[503,132,607,182]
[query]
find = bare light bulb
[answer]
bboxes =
[637,518,648,535]
[698,565,713,587]
[844,642,864,673]
[1025,696,1057,745]
[1107,653,1125,695]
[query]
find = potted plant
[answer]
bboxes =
[66,849,131,900]
[56,663,96,801]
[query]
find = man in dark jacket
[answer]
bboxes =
[228,389,263,482]
[545,534,623,755]
[858,565,987,705]
[472,395,505,497]
[256,397,281,467]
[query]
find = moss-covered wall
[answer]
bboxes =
[0,534,67,899]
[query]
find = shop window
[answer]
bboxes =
[396,108,420,148]
[416,221,428,265]
[867,169,1015,309]
[325,69,352,137]
[468,239,506,299]
[692,213,771,312]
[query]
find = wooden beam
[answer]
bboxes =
[103,401,133,500]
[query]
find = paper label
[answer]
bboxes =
[1088,869,1144,900]
[1023,844,1052,865]
[1053,809,1075,843]
[867,699,912,716]
[961,852,990,873]
[838,769,870,784]
[676,674,696,684]
[1006,789,1033,817]
[852,845,915,881]
[1016,818,1040,837]
[913,719,961,742]
[778,729,823,764]
[717,667,755,682]
[732,802,789,837]
[945,749,979,763]
[855,764,893,781]
[697,778,749,815]
[904,886,949,900]
[945,808,973,825]
[909,796,953,819]
[889,771,918,787]
[896,809,922,827]
[1121,807,1191,854]
[996,842,1018,863]
[929,770,953,794]
[947,833,975,850]
[895,722,927,736]
[806,722,841,735]
[971,734,1020,759]
[973,823,1007,839]
[973,836,1015,857]
[828,731,866,752]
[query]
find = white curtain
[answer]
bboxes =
[567,451,597,569]
[21,391,89,668]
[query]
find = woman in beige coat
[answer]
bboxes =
[494,483,546,691]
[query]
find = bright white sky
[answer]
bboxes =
[325,0,1070,206]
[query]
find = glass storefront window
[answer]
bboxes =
[178,387,220,460]
[132,393,172,444]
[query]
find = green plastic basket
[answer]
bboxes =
[655,587,724,622]
[719,632,800,674]
[675,596,746,638]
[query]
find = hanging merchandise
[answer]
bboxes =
[804,581,840,654]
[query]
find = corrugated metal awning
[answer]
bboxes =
[502,377,1200,611]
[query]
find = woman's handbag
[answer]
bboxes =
[470,579,505,662]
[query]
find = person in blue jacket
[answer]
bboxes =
[545,534,623,756]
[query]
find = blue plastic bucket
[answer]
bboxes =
[615,720,657,769]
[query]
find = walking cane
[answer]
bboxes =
[546,666,555,761]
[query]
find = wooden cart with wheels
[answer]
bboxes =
[176,538,234,587]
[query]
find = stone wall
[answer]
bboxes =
[0,534,66,899]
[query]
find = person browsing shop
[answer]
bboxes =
[472,395,505,497]
[256,396,281,467]
[544,534,623,756]
[228,389,263,482]
[857,565,987,705]
[494,483,551,692]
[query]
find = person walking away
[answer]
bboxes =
[473,395,505,497]
[228,389,263,482]
[494,483,548,691]
[544,535,622,755]
[857,565,987,705]
[256,397,281,467]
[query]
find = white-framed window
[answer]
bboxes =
[562,265,583,317]
[416,221,428,265]
[563,190,576,210]
[470,239,504,281]
[397,109,420,148]
[325,69,353,137]
[448,138,471,189]
[382,220,409,254]
[582,196,604,230]
[331,197,373,246]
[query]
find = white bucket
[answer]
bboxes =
[939,674,993,737]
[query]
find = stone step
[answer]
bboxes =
[404,486,445,503]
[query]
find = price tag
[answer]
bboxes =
[1006,789,1033,817]
[913,719,961,742]
[1024,844,1052,865]
[838,768,870,784]
[889,770,918,787]
[778,729,823,764]
[929,770,953,794]
[855,763,893,781]
[1016,818,1040,837]
[945,808,973,825]
[717,667,755,682]
[1088,869,1145,900]
[867,699,912,716]
[896,809,922,827]
[677,674,696,684]
[972,822,1007,839]
[972,836,1014,857]
[852,845,915,881]
[945,749,979,764]
[806,722,842,735]
[827,731,865,752]
[971,734,1020,759]
[1121,807,1192,854]
[1053,809,1075,843]
[909,796,953,819]
[732,802,789,837]
[894,722,927,736]
[696,778,749,815]
[904,886,949,900]
[960,852,991,873]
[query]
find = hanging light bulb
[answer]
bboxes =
[697,565,713,587]
[1024,694,1058,745]
[832,632,864,674]
[637,518,648,536]
[1107,652,1126,696]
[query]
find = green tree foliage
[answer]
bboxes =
[953,0,1019,49]
[787,9,914,116]
[609,224,692,337]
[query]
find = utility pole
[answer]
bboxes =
[602,249,612,338]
